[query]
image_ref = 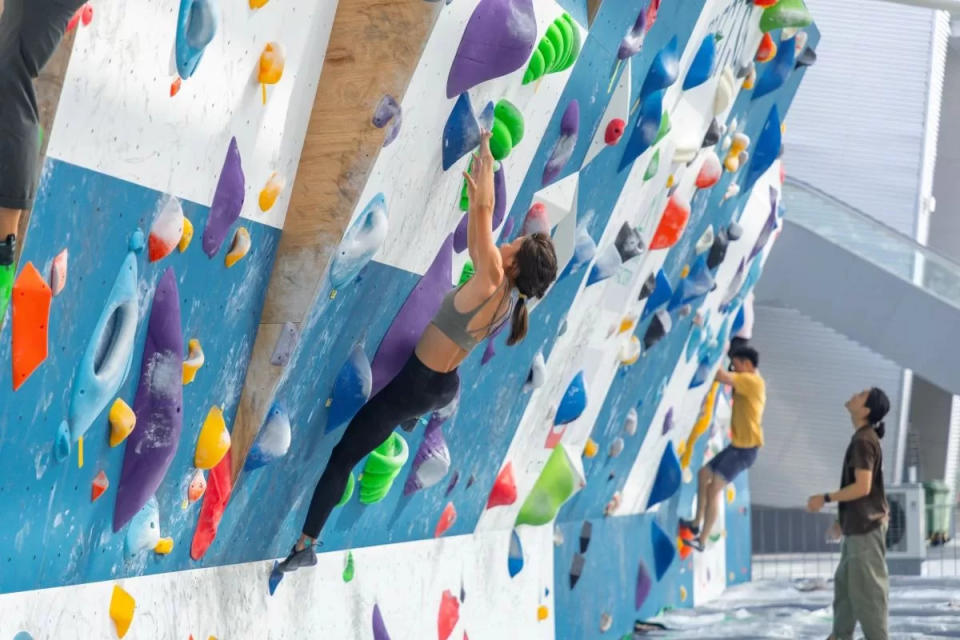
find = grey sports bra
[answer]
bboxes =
[430,279,513,351]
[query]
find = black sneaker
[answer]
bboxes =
[0,234,15,266]
[678,518,700,536]
[276,544,317,573]
[684,536,705,552]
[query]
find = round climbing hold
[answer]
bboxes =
[537,605,549,622]
[109,399,136,447]
[182,338,205,385]
[680,264,690,279]
[246,405,292,470]
[726,484,736,504]
[148,197,184,263]
[619,335,641,366]
[608,437,624,458]
[599,613,612,632]
[605,118,625,145]
[583,438,599,458]
[680,585,688,601]
[623,408,638,436]
[495,99,525,144]
[188,469,206,503]
[194,406,231,470]
[696,151,722,189]
[755,32,776,63]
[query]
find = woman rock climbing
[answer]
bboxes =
[0,0,86,323]
[277,131,558,572]
[807,387,891,640]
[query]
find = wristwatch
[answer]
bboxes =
[824,493,832,503]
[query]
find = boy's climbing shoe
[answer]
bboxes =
[683,536,705,552]
[678,518,700,536]
[0,235,16,326]
[276,544,317,573]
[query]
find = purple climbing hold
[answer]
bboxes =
[269,322,299,367]
[635,560,652,609]
[370,235,453,396]
[454,167,506,253]
[113,268,184,532]
[446,470,460,495]
[618,11,647,60]
[480,321,507,366]
[446,0,538,99]
[203,137,246,258]
[372,95,401,128]
[403,412,452,495]
[661,408,674,435]
[442,93,482,171]
[542,100,579,186]
[372,603,392,640]
[749,187,779,261]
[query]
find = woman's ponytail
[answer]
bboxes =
[507,297,528,346]
[874,421,886,440]
[865,387,890,439]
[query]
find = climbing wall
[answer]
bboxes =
[0,0,817,638]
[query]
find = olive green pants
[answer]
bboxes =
[832,524,889,640]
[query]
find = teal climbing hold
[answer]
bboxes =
[752,38,796,100]
[175,0,218,80]
[651,521,675,580]
[442,93,481,171]
[646,442,681,509]
[743,105,781,193]
[330,193,389,288]
[54,420,71,462]
[327,344,373,433]
[683,33,716,91]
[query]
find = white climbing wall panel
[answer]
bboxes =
[46,0,339,230]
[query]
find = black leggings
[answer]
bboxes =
[0,0,84,209]
[302,353,460,539]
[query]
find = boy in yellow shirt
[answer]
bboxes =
[680,345,765,550]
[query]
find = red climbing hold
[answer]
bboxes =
[678,525,695,560]
[755,33,776,63]
[190,448,233,560]
[605,119,626,145]
[650,195,690,250]
[11,262,52,391]
[66,8,81,31]
[438,589,460,640]
[486,462,517,509]
[81,3,93,25]
[754,0,778,6]
[92,470,109,502]
[170,78,182,97]
[434,502,457,538]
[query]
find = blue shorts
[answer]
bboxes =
[708,445,758,483]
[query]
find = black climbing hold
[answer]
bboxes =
[615,222,644,262]
[638,273,657,301]
[795,46,817,69]
[466,474,476,488]
[643,310,672,350]
[706,227,730,270]
[726,222,743,241]
[569,553,585,589]
[702,118,721,147]
[579,522,592,554]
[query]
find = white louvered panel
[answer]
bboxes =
[946,395,960,505]
[785,0,940,237]
[747,305,903,508]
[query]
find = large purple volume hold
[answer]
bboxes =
[446,0,538,99]
[203,137,246,257]
[453,166,507,253]
[370,235,453,396]
[113,268,184,531]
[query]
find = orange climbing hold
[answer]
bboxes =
[188,469,207,503]
[438,589,460,640]
[11,262,52,391]
[754,0,778,6]
[109,399,136,447]
[183,339,205,384]
[154,537,174,554]
[179,217,194,252]
[190,448,233,560]
[583,438,598,458]
[258,43,285,104]
[92,470,109,501]
[259,173,285,211]
[650,195,690,250]
[249,0,269,7]
[486,462,517,509]
[678,526,695,560]
[170,78,182,97]
[755,33,776,63]
[109,584,135,638]
[434,502,457,537]
[537,605,549,621]
[224,228,251,268]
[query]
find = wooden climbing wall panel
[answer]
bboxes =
[230,0,442,477]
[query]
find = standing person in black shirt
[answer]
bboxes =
[807,387,891,640]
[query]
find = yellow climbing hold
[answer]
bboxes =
[194,407,231,470]
[179,217,194,252]
[724,133,750,172]
[225,227,251,268]
[676,440,686,459]
[682,382,719,469]
[726,484,736,504]
[619,335,641,366]
[78,435,84,469]
[680,264,690,279]
[154,537,174,554]
[249,0,269,7]
[258,43,285,104]
[583,438,599,458]
[666,174,675,188]
[259,172,285,212]
[618,314,637,334]
[680,585,687,602]
[109,399,136,447]
[183,339,205,385]
[537,605,549,621]
[109,584,135,638]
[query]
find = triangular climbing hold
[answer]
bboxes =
[92,470,109,502]
[438,589,460,640]
[647,442,681,509]
[508,529,524,577]
[11,262,52,391]
[487,462,518,508]
[109,585,136,638]
[651,521,675,580]
[434,502,457,538]
[635,560,652,609]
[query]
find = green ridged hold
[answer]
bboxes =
[337,472,355,507]
[489,119,513,161]
[359,432,409,504]
[495,100,524,145]
[759,0,812,33]
[458,260,475,287]
[523,13,581,84]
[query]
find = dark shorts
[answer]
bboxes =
[708,445,758,483]
[0,0,84,209]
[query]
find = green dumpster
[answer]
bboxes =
[923,480,951,541]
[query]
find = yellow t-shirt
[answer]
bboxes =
[729,371,766,448]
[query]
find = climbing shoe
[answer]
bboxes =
[683,536,705,552]
[276,543,317,573]
[0,235,15,327]
[678,518,700,536]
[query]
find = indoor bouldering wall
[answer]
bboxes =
[0,0,817,637]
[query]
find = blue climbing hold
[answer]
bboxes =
[508,529,524,578]
[327,344,373,432]
[330,193,389,289]
[669,255,715,311]
[268,561,283,595]
[752,37,796,100]
[54,420,71,462]
[743,105,781,194]
[555,371,587,425]
[129,228,146,253]
[175,0,218,80]
[559,224,596,280]
[587,244,622,286]
[732,304,745,336]
[683,33,716,91]
[125,497,160,557]
[640,270,672,321]
[478,100,496,132]
[651,520,675,580]
[619,90,664,171]
[246,405,292,470]
[646,442,681,509]
[442,92,482,171]
[638,36,679,103]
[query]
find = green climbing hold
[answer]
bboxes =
[644,149,661,182]
[495,100,525,145]
[459,158,474,211]
[759,0,812,33]
[342,551,355,582]
[523,13,581,84]
[515,443,585,526]
[359,432,409,504]
[458,260,475,287]
[337,471,356,507]
[654,110,671,144]
[490,119,513,161]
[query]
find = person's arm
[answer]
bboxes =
[462,132,502,282]
[807,440,877,512]
[714,369,735,386]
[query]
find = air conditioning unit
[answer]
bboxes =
[886,483,926,575]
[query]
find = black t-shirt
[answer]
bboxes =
[838,426,888,536]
